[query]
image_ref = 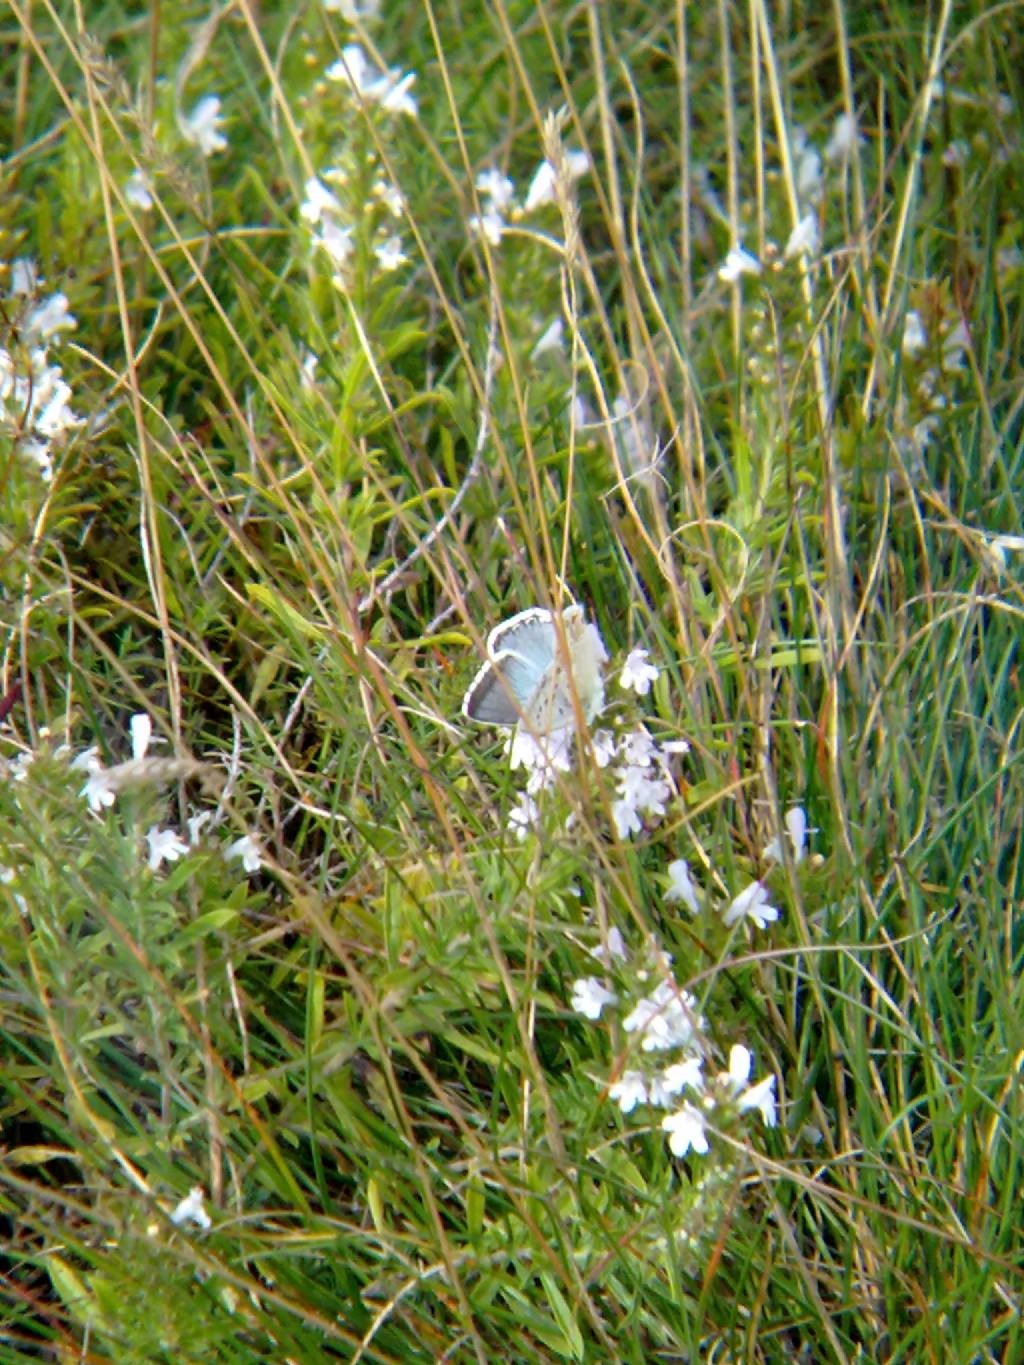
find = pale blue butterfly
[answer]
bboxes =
[462,605,607,733]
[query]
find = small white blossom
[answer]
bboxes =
[589,926,627,966]
[723,881,779,930]
[9,258,37,295]
[507,791,539,841]
[649,1057,703,1108]
[187,811,213,845]
[170,1186,211,1230]
[665,859,700,914]
[902,311,927,355]
[182,96,228,156]
[590,729,617,768]
[532,318,564,357]
[226,834,262,873]
[25,294,76,340]
[619,727,657,768]
[662,1103,710,1157]
[372,180,405,216]
[469,209,505,246]
[125,170,154,210]
[323,0,381,17]
[623,980,702,1052]
[475,167,515,212]
[130,712,152,761]
[314,219,355,268]
[942,139,969,168]
[81,768,117,813]
[796,145,823,205]
[718,245,761,282]
[520,147,590,208]
[300,176,343,225]
[824,112,860,164]
[619,648,659,696]
[327,44,418,118]
[571,977,617,1020]
[784,212,819,260]
[763,807,808,865]
[374,235,407,271]
[738,1073,778,1126]
[146,826,190,872]
[609,1071,647,1114]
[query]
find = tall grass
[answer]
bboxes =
[2,0,1022,1360]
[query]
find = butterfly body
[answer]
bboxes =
[462,605,607,732]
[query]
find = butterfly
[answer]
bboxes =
[461,605,607,733]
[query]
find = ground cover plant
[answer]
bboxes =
[2,0,1023,1360]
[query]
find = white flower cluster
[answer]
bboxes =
[469,148,589,246]
[1,259,81,482]
[503,636,689,843]
[299,167,408,281]
[897,307,975,456]
[571,935,777,1159]
[715,112,861,282]
[326,43,418,119]
[60,711,262,875]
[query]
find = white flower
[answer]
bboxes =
[125,170,154,210]
[824,112,860,164]
[902,311,927,355]
[25,294,76,340]
[507,726,573,794]
[784,213,819,260]
[589,926,627,966]
[723,881,779,930]
[81,768,117,812]
[649,1057,703,1108]
[182,96,227,156]
[170,1186,211,1230]
[327,44,418,118]
[524,160,557,212]
[619,727,657,768]
[507,791,539,841]
[942,139,969,168]
[9,258,37,296]
[619,648,659,696]
[374,235,407,271]
[718,245,761,282]
[475,167,515,211]
[187,811,213,845]
[226,834,262,873]
[665,859,700,914]
[469,209,505,246]
[314,219,354,268]
[300,176,343,225]
[372,180,405,216]
[763,806,808,865]
[662,1103,710,1157]
[146,826,190,872]
[571,977,617,1020]
[130,712,153,761]
[609,1071,647,1113]
[522,147,589,209]
[532,318,564,357]
[796,144,823,205]
[611,793,642,839]
[617,764,671,822]
[738,1073,778,1126]
[723,1043,753,1091]
[623,980,702,1052]
[590,729,617,768]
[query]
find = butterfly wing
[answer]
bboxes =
[462,646,552,726]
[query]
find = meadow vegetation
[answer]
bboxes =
[1,0,1022,1359]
